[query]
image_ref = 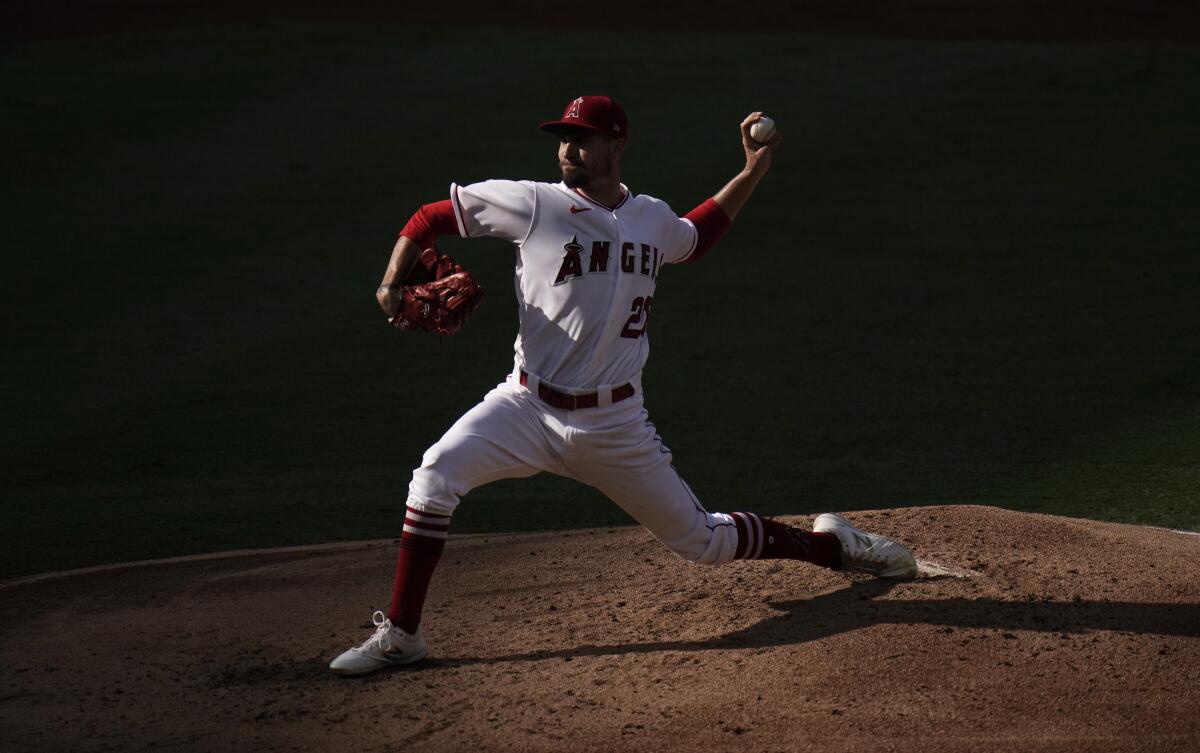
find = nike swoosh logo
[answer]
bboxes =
[569,205,591,213]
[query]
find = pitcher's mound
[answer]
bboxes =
[2,505,1198,752]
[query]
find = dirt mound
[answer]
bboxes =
[1,506,1198,752]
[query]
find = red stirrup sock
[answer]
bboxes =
[386,505,450,634]
[731,512,843,569]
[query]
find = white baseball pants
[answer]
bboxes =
[406,375,740,565]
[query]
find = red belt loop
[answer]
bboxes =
[519,371,634,411]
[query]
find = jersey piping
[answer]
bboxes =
[672,218,700,263]
[451,184,469,237]
[571,187,629,212]
[451,181,538,245]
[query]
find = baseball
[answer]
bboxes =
[750,115,776,143]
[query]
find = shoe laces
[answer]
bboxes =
[852,542,887,565]
[357,610,397,653]
[844,531,891,567]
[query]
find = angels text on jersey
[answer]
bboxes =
[553,235,662,286]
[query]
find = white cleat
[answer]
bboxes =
[813,513,918,580]
[329,611,428,676]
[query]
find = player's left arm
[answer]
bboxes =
[376,200,458,318]
[376,180,534,318]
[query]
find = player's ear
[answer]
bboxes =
[612,137,628,159]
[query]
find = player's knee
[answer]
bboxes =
[408,464,460,517]
[679,548,724,566]
[662,521,737,566]
[665,539,722,566]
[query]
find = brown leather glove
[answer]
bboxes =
[387,246,484,336]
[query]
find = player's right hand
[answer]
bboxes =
[739,112,780,176]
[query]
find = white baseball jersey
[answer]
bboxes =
[450,179,701,391]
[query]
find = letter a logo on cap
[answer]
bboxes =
[539,96,629,140]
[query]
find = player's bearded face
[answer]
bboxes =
[558,131,621,190]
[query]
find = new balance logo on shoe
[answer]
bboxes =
[812,513,918,580]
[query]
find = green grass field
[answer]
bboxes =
[3,23,1199,579]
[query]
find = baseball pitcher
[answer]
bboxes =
[330,96,917,675]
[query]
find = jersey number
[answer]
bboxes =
[620,296,654,339]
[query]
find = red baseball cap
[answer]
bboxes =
[539,95,629,140]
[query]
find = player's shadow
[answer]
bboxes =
[430,579,1200,667]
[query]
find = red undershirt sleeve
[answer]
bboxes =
[399,200,459,249]
[681,198,732,264]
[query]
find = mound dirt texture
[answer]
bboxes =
[2,506,1198,752]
